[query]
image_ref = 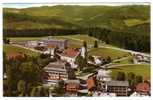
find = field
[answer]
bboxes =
[88,48,129,60]
[3,44,39,56]
[112,56,133,64]
[124,19,149,27]
[110,64,150,80]
[9,37,46,42]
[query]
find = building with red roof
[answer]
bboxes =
[136,82,150,95]
[58,48,80,62]
[86,76,96,91]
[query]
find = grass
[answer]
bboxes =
[9,37,45,42]
[112,56,133,64]
[124,19,149,27]
[110,64,150,80]
[88,48,129,60]
[3,44,39,57]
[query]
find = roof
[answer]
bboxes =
[65,80,80,84]
[136,82,150,92]
[86,77,96,90]
[106,81,129,87]
[44,61,66,70]
[61,48,80,58]
[42,38,67,42]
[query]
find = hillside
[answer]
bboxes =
[3,5,150,52]
[3,5,150,35]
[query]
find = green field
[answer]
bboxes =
[88,48,129,60]
[110,64,150,80]
[112,56,133,64]
[124,19,149,27]
[9,37,46,42]
[3,44,39,56]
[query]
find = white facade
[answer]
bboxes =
[25,41,38,48]
[97,69,111,81]
[60,56,76,63]
[81,47,86,58]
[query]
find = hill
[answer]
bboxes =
[3,5,150,35]
[3,5,150,52]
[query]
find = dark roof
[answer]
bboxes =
[106,81,129,87]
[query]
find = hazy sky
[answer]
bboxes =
[3,2,150,9]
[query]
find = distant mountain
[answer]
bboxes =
[3,5,150,35]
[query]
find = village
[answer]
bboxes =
[4,36,151,97]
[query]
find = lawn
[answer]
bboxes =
[112,56,133,64]
[88,48,129,60]
[124,19,149,27]
[66,34,98,44]
[9,37,45,42]
[3,44,39,57]
[110,64,150,80]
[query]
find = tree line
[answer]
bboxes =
[4,26,150,52]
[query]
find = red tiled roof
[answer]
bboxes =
[136,82,150,92]
[86,77,95,90]
[62,48,79,58]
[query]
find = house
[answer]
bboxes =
[42,61,69,86]
[86,76,96,91]
[25,41,38,48]
[96,69,111,92]
[41,38,68,49]
[106,81,129,96]
[58,48,80,63]
[65,80,80,95]
[43,44,57,58]
[97,69,111,81]
[136,81,150,96]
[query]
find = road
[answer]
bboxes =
[11,44,43,53]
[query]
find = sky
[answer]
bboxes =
[3,2,150,9]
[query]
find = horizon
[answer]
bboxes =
[3,2,150,9]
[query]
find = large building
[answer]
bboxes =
[106,81,129,96]
[41,38,68,49]
[65,80,80,96]
[58,48,80,63]
[42,61,69,86]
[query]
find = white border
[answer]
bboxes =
[0,0,152,100]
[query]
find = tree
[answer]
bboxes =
[94,40,98,48]
[30,87,38,97]
[83,41,87,48]
[135,75,143,85]
[106,56,112,63]
[17,80,26,96]
[116,72,126,81]
[75,56,86,70]
[53,80,65,96]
